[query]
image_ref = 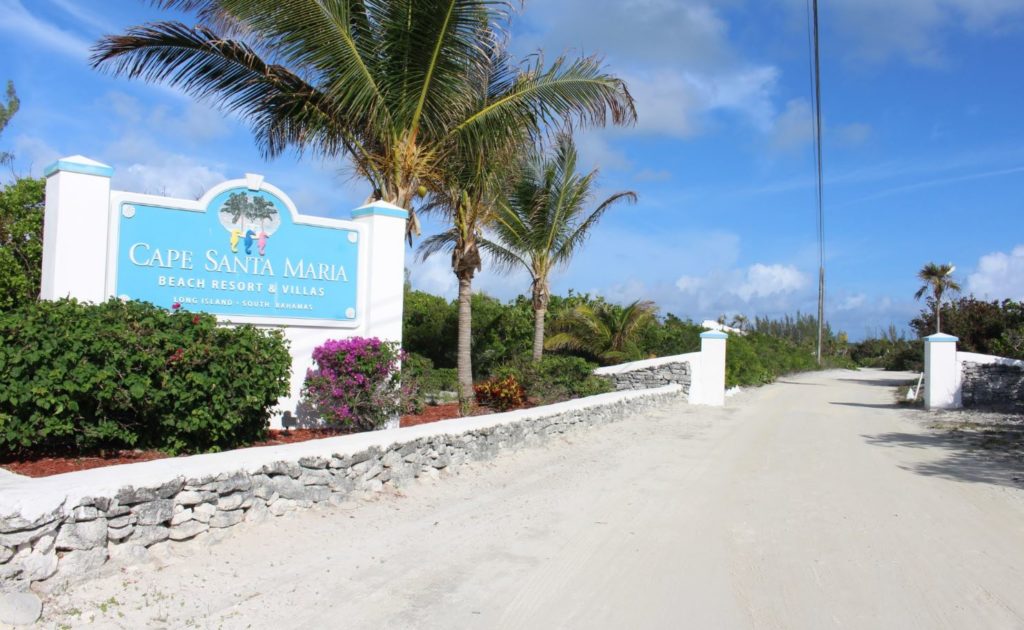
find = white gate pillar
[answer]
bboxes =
[352,200,408,344]
[924,333,960,410]
[40,156,114,302]
[691,331,728,406]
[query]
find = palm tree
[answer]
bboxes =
[481,135,635,361]
[417,140,513,411]
[546,299,656,365]
[914,262,961,333]
[91,0,636,241]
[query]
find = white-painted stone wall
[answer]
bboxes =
[0,386,680,594]
[593,331,728,406]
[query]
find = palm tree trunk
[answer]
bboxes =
[532,308,546,361]
[456,274,474,414]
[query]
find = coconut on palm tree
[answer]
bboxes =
[914,262,961,333]
[92,0,635,242]
[481,135,636,361]
[546,299,656,365]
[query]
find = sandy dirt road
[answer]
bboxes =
[43,369,1024,629]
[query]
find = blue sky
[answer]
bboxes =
[2,0,1023,338]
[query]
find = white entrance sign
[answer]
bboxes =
[41,155,408,428]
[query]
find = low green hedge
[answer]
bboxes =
[495,355,611,404]
[0,298,291,457]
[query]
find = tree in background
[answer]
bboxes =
[0,81,18,167]
[0,80,43,311]
[913,262,961,334]
[0,178,45,310]
[546,299,657,365]
[93,0,634,243]
[483,135,636,361]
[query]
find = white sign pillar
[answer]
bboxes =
[40,156,114,302]
[691,331,728,406]
[924,333,960,410]
[352,200,409,343]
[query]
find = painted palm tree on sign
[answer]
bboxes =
[546,299,657,365]
[481,135,636,361]
[91,0,635,242]
[914,262,961,333]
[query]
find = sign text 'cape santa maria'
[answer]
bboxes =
[110,175,361,327]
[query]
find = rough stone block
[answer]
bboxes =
[133,500,174,526]
[0,591,42,626]
[170,521,210,541]
[192,503,217,523]
[209,510,244,529]
[55,518,108,551]
[130,525,170,547]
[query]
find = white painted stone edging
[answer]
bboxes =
[0,385,680,595]
[1,385,679,523]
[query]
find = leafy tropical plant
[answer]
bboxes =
[91,0,635,241]
[482,135,636,360]
[913,262,961,334]
[545,299,657,365]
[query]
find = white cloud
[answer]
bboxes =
[736,263,809,300]
[967,245,1024,299]
[805,0,1024,67]
[115,156,226,199]
[769,99,813,150]
[12,135,61,173]
[634,168,673,183]
[0,0,92,59]
[673,262,809,311]
[408,252,457,298]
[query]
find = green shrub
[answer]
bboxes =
[474,375,527,411]
[725,332,818,387]
[494,355,611,404]
[0,299,290,456]
[0,298,291,457]
[400,353,458,411]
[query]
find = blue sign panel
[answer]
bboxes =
[114,185,359,324]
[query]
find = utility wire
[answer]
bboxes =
[807,0,827,365]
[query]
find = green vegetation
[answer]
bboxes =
[404,288,850,395]
[851,264,1024,372]
[0,177,45,311]
[482,135,636,360]
[0,299,290,458]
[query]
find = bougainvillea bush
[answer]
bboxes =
[302,337,410,431]
[0,298,291,457]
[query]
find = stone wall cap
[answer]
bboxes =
[43,155,114,178]
[700,331,729,340]
[351,200,409,220]
[594,352,699,375]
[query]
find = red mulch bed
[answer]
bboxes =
[1,403,492,478]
